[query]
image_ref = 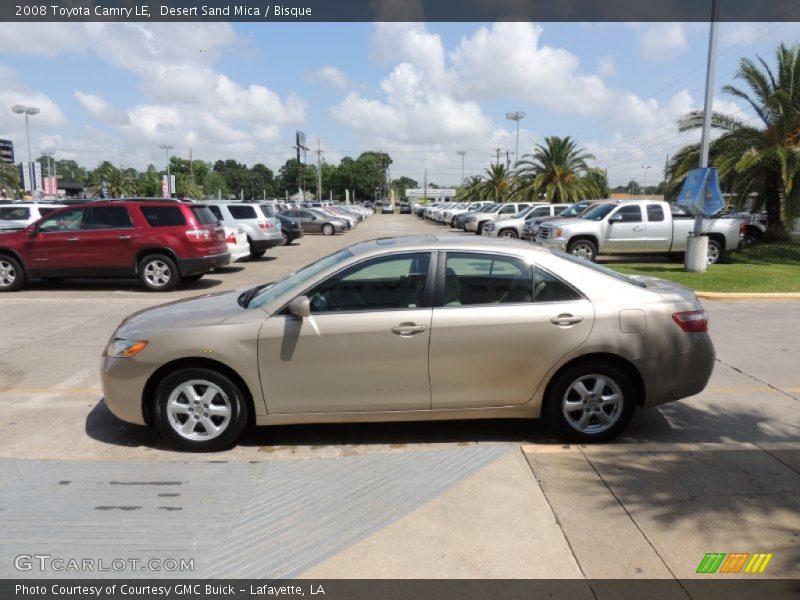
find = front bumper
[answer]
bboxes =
[100,355,155,426]
[464,220,480,232]
[177,252,231,276]
[535,238,567,251]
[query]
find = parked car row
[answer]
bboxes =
[0,199,372,292]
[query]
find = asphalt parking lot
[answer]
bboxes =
[1,214,799,584]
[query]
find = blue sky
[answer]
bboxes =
[0,21,797,188]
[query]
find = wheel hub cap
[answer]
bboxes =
[166,380,232,441]
[562,374,624,434]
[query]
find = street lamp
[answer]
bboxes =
[457,150,466,183]
[641,165,651,197]
[629,177,638,195]
[505,111,525,167]
[11,104,40,189]
[159,144,174,197]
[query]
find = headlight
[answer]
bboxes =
[107,338,148,358]
[555,228,563,237]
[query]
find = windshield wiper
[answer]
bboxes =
[238,283,272,308]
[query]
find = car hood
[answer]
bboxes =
[116,289,246,336]
[540,217,588,229]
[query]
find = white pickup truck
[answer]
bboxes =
[534,200,744,264]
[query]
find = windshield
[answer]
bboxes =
[554,250,646,287]
[580,204,616,221]
[559,202,591,218]
[247,248,354,309]
[480,204,499,212]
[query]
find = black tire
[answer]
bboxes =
[0,255,26,292]
[281,231,289,246]
[322,223,334,236]
[181,273,204,282]
[499,229,518,239]
[543,360,637,443]
[154,367,250,452]
[476,222,485,235]
[138,254,179,292]
[249,250,266,259]
[566,238,598,262]
[707,238,724,264]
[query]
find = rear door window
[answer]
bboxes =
[647,204,665,222]
[443,252,533,306]
[85,206,133,229]
[228,205,258,220]
[140,206,186,227]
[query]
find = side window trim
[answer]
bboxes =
[278,251,436,315]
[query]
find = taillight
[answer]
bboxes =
[186,229,212,242]
[225,232,237,244]
[739,223,746,238]
[672,310,708,333]
[258,221,273,230]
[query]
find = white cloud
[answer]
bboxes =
[308,66,350,89]
[597,55,616,77]
[638,23,689,61]
[74,91,130,126]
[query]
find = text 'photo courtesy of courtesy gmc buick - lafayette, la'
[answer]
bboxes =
[534,200,744,264]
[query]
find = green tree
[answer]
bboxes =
[213,159,250,198]
[88,162,136,198]
[480,164,513,202]
[201,171,228,199]
[0,162,20,197]
[455,175,484,201]
[391,176,418,197]
[669,43,800,241]
[514,136,601,202]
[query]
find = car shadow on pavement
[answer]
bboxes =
[28,277,225,292]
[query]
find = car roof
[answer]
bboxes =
[347,234,551,257]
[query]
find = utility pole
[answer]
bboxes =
[457,150,466,183]
[189,147,193,180]
[423,168,428,202]
[505,111,525,167]
[159,144,174,197]
[641,165,651,197]
[315,139,323,201]
[502,150,512,170]
[494,148,501,166]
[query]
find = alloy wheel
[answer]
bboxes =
[0,259,16,287]
[166,380,232,441]
[706,243,720,264]
[570,242,595,260]
[561,374,624,435]
[144,260,171,287]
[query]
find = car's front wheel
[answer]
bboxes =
[544,361,636,443]
[154,368,250,452]
[499,229,518,239]
[139,254,178,292]
[566,239,598,262]
[0,255,26,292]
[321,223,334,236]
[707,239,723,264]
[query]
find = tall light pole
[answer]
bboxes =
[505,111,525,167]
[159,144,174,197]
[11,105,40,191]
[457,150,466,183]
[641,165,651,196]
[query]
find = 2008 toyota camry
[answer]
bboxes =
[101,235,715,451]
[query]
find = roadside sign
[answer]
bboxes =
[20,163,31,192]
[33,161,43,192]
[162,175,169,198]
[676,167,725,216]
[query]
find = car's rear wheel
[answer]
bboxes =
[281,231,289,245]
[0,256,25,292]
[322,223,334,236]
[707,239,723,264]
[567,239,598,262]
[181,273,204,282]
[544,361,636,443]
[154,368,250,452]
[249,250,266,259]
[499,229,518,239]
[139,254,178,292]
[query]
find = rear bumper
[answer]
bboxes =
[633,334,716,408]
[249,237,283,251]
[177,252,230,276]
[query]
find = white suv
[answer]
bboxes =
[203,202,282,258]
[0,203,61,229]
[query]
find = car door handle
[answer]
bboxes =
[632,226,644,231]
[550,314,584,326]
[118,235,131,240]
[391,323,427,336]
[67,237,79,242]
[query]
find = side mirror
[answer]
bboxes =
[288,295,311,318]
[608,214,623,223]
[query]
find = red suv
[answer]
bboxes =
[0,200,230,292]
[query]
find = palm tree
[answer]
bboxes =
[175,173,203,200]
[479,164,513,202]
[669,43,800,241]
[89,162,137,198]
[514,136,601,202]
[0,162,20,197]
[455,175,484,201]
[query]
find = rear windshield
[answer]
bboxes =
[0,207,30,220]
[140,206,187,227]
[259,205,276,218]
[228,205,258,220]
[191,206,218,225]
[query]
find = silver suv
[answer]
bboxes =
[483,203,569,238]
[203,202,282,258]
